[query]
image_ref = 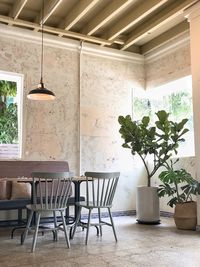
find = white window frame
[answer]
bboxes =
[133,76,194,158]
[0,70,23,159]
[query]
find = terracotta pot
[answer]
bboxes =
[174,201,197,230]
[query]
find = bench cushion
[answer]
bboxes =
[0,198,31,210]
[0,161,70,222]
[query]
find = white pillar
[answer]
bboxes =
[185,2,200,225]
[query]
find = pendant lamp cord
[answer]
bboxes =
[40,0,44,84]
[78,40,83,175]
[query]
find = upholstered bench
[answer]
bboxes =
[0,161,70,231]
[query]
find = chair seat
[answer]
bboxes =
[76,201,112,208]
[67,196,85,205]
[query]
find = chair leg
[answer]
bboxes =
[98,208,102,236]
[60,210,70,249]
[108,208,117,242]
[31,212,41,252]
[65,206,70,224]
[71,206,82,239]
[53,211,58,241]
[85,208,92,245]
[11,209,23,239]
[21,210,34,245]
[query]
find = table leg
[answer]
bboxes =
[74,181,81,219]
[69,181,83,239]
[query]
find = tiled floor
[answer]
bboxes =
[0,216,200,267]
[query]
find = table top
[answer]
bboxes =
[0,176,87,182]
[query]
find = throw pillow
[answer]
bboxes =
[11,181,31,199]
[0,180,7,200]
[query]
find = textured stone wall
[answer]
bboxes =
[145,42,191,90]
[80,54,145,211]
[145,42,196,214]
[81,54,144,172]
[0,36,79,173]
[0,34,145,215]
[0,31,194,217]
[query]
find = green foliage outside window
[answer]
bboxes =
[133,98,151,119]
[133,83,194,157]
[133,90,193,130]
[167,91,193,130]
[0,80,18,144]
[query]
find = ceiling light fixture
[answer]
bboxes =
[27,0,55,101]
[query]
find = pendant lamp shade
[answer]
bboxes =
[27,79,55,101]
[27,0,55,101]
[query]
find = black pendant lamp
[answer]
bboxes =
[27,0,55,101]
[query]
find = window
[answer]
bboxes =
[0,71,23,158]
[133,76,194,157]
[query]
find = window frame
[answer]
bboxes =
[0,70,24,159]
[132,75,194,158]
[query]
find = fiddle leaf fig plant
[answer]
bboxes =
[118,110,189,187]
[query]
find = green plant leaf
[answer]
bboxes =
[156,110,169,122]
[118,109,190,187]
[142,116,150,126]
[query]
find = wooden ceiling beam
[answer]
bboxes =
[0,15,112,46]
[121,0,196,51]
[82,0,133,36]
[9,0,28,19]
[59,0,99,31]
[104,0,168,41]
[141,20,189,55]
[37,0,63,25]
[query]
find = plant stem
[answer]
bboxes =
[138,154,151,187]
[174,180,181,203]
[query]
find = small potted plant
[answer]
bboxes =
[158,159,199,230]
[118,110,189,223]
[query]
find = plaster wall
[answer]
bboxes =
[144,39,197,214]
[80,53,145,211]
[0,31,145,220]
[186,3,200,224]
[145,41,191,90]
[0,26,196,221]
[0,35,79,173]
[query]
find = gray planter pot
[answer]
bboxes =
[136,186,160,224]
